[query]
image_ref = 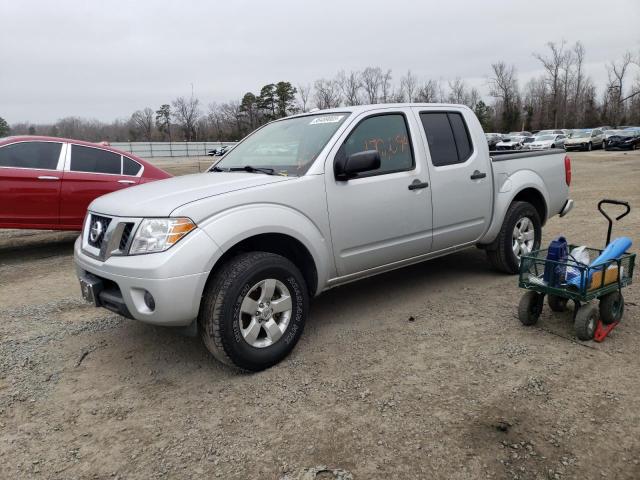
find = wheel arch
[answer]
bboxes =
[209,232,319,296]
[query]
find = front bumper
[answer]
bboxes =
[74,228,219,326]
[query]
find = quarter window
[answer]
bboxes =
[0,141,62,170]
[70,145,121,174]
[342,114,414,175]
[420,112,474,166]
[123,157,142,176]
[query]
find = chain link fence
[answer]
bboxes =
[110,141,237,159]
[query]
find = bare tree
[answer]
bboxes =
[361,67,382,104]
[297,84,311,112]
[489,62,521,131]
[415,79,439,102]
[380,69,393,103]
[313,79,342,109]
[400,70,417,102]
[534,40,568,128]
[130,107,154,141]
[337,70,362,106]
[221,101,243,138]
[172,95,201,141]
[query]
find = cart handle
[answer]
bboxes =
[598,199,631,246]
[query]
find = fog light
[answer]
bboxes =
[144,291,155,311]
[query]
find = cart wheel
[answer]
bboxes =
[518,291,543,326]
[599,291,624,325]
[574,303,598,341]
[547,294,568,312]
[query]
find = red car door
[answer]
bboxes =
[59,144,140,229]
[0,140,64,228]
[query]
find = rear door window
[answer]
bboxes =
[0,141,62,169]
[123,157,142,176]
[419,112,474,166]
[342,113,414,175]
[70,145,121,174]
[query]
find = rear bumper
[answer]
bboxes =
[559,198,574,218]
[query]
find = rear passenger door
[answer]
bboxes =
[60,144,141,228]
[0,140,64,226]
[413,108,492,251]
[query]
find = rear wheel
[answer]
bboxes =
[574,304,598,341]
[199,252,308,371]
[487,201,542,274]
[599,291,624,325]
[518,291,543,326]
[548,294,568,312]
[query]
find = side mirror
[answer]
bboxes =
[334,149,381,180]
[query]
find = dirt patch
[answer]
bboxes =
[1,150,639,479]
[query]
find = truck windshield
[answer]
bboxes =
[213,113,349,176]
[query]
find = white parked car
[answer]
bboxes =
[525,134,567,150]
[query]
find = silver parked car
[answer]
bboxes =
[564,129,605,151]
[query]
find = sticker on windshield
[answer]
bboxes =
[309,115,344,125]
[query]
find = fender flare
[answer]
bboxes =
[481,169,550,245]
[198,203,333,294]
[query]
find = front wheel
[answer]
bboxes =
[486,201,542,274]
[199,252,308,371]
[575,303,598,341]
[586,142,592,151]
[518,291,543,326]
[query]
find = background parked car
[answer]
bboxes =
[564,129,605,151]
[207,145,231,156]
[485,133,503,150]
[495,131,532,150]
[604,128,640,150]
[0,136,171,230]
[524,133,567,150]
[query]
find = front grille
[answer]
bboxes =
[87,214,112,249]
[119,223,135,251]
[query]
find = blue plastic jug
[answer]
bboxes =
[543,236,568,286]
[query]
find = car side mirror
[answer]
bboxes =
[334,149,381,180]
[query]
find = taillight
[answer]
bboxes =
[564,155,571,186]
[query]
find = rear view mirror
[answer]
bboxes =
[334,149,381,180]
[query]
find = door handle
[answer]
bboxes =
[470,170,487,180]
[37,175,60,181]
[118,179,136,184]
[408,180,429,190]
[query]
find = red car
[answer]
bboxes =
[0,136,171,231]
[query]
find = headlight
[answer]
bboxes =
[129,217,196,255]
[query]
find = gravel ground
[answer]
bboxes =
[1,150,639,479]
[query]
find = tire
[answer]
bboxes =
[586,142,592,151]
[518,291,543,326]
[548,294,568,312]
[199,252,308,371]
[486,201,542,274]
[574,303,598,341]
[599,291,624,325]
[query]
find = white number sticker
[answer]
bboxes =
[309,115,344,125]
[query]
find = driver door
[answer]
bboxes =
[324,109,433,277]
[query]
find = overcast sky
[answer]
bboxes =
[1,0,639,124]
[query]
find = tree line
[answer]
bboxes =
[3,41,640,142]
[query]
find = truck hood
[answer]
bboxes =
[89,172,292,217]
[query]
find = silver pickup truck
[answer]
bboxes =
[75,104,573,370]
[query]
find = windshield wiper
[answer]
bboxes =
[227,165,277,175]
